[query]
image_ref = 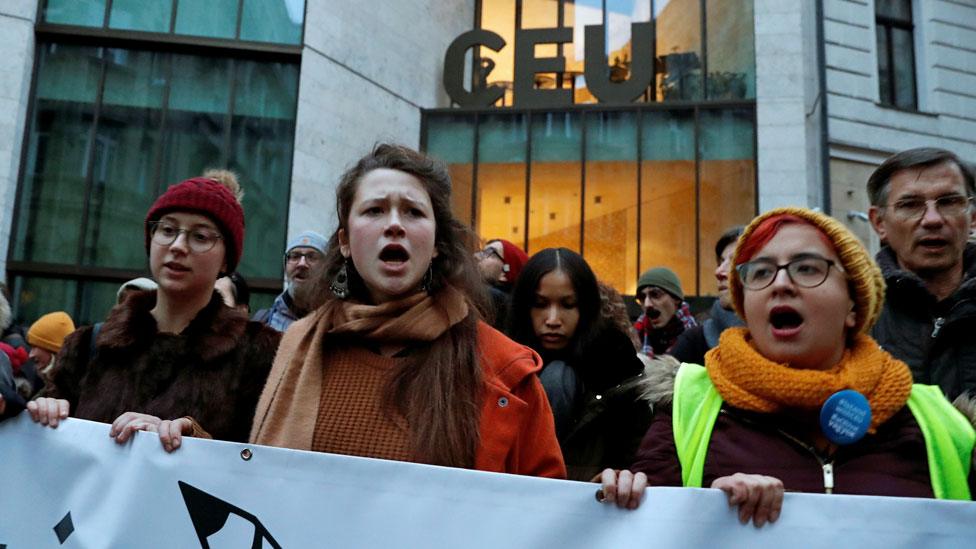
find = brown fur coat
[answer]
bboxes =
[45,290,280,442]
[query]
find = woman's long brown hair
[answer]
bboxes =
[297,143,487,468]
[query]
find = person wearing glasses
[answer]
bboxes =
[867,148,976,400]
[599,207,975,524]
[253,230,327,332]
[24,173,280,452]
[475,238,528,329]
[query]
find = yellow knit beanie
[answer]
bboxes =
[730,207,885,336]
[27,311,76,353]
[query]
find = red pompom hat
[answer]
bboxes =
[144,177,245,272]
[497,239,529,285]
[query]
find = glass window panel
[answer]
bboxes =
[698,108,755,296]
[640,110,695,295]
[11,277,77,328]
[249,291,277,315]
[14,45,102,265]
[83,50,166,269]
[876,0,912,22]
[175,0,239,39]
[35,44,103,104]
[705,0,755,100]
[240,0,304,44]
[102,49,167,109]
[477,114,528,247]
[426,115,476,227]
[584,111,638,292]
[44,0,106,27]
[108,0,172,33]
[168,54,232,114]
[78,280,122,325]
[480,0,517,107]
[228,60,299,279]
[892,28,917,109]
[655,0,702,101]
[565,0,603,103]
[528,112,582,254]
[876,26,892,105]
[521,0,559,29]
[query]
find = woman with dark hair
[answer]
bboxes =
[508,248,649,480]
[601,208,975,524]
[249,144,564,477]
[25,173,280,451]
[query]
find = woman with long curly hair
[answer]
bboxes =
[249,144,565,477]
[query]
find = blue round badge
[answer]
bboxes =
[819,390,872,445]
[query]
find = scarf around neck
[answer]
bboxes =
[704,327,913,433]
[250,285,470,449]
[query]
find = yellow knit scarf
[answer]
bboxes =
[705,328,913,433]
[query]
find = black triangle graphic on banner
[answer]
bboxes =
[178,481,282,549]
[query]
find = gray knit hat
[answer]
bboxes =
[636,267,684,300]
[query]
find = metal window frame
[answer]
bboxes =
[421,100,757,298]
[875,2,918,110]
[8,5,305,321]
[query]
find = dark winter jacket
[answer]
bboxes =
[872,244,976,400]
[538,326,650,481]
[630,361,976,497]
[45,290,280,442]
[671,300,744,365]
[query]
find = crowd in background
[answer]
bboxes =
[1,144,975,526]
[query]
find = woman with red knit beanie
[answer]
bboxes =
[26,172,280,452]
[599,207,975,525]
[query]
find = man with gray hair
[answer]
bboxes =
[253,230,327,332]
[867,147,976,399]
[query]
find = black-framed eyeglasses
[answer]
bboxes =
[149,221,222,253]
[885,194,973,221]
[478,247,504,262]
[285,250,323,264]
[736,255,843,290]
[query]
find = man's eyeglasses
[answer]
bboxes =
[478,247,504,262]
[285,250,323,264]
[149,221,222,253]
[885,194,973,221]
[736,255,842,291]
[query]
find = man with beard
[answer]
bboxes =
[671,226,745,364]
[253,230,326,332]
[633,267,697,357]
[867,147,976,399]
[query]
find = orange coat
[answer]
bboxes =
[474,322,566,478]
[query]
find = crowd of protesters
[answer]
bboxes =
[1,144,975,525]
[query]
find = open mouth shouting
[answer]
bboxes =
[915,235,950,253]
[769,305,803,339]
[379,243,411,273]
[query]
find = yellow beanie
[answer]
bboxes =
[730,207,885,336]
[27,311,76,353]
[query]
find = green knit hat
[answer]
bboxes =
[637,267,684,300]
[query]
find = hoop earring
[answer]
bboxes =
[420,263,434,293]
[330,260,351,299]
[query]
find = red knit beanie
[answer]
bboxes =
[497,239,529,285]
[145,177,245,272]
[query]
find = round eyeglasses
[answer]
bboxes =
[149,221,222,253]
[736,256,842,290]
[285,250,323,264]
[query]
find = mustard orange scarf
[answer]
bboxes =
[705,328,913,432]
[249,286,469,449]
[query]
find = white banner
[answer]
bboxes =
[1,414,974,548]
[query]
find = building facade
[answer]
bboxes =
[0,0,973,324]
